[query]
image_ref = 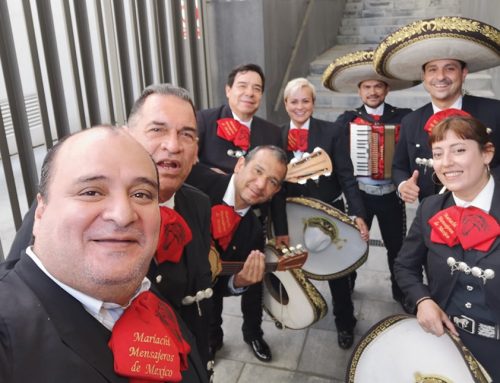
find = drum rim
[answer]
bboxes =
[345,314,490,383]
[287,196,369,280]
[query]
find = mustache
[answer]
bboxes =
[431,79,452,86]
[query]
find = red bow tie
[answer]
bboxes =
[429,206,500,251]
[216,118,250,151]
[423,109,471,135]
[108,291,191,382]
[353,115,380,125]
[156,207,192,264]
[287,129,308,152]
[211,204,242,251]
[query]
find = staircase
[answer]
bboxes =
[309,0,498,121]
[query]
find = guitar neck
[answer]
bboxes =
[219,261,278,276]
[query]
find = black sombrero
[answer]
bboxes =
[322,49,419,93]
[373,16,500,81]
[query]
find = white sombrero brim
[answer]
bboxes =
[322,50,419,93]
[374,16,500,81]
[285,197,368,280]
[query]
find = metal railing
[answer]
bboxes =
[0,0,210,254]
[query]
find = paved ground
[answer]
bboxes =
[211,208,417,383]
[0,146,417,383]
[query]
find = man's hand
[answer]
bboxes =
[233,250,265,288]
[274,235,290,248]
[416,299,458,337]
[355,217,369,242]
[399,170,420,203]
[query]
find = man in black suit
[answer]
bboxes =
[0,126,207,382]
[323,50,415,313]
[394,59,500,203]
[370,17,500,203]
[188,145,288,363]
[281,77,369,349]
[191,63,286,361]
[126,84,215,374]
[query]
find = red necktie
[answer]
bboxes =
[108,291,191,382]
[423,109,471,135]
[287,129,308,152]
[216,118,250,151]
[156,207,192,264]
[211,204,242,251]
[429,206,500,251]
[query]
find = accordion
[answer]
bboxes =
[349,123,400,180]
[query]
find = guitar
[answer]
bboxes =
[262,245,327,329]
[209,244,308,281]
[285,147,333,184]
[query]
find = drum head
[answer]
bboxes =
[286,197,368,280]
[347,314,491,383]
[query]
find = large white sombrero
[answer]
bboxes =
[322,49,419,93]
[285,197,368,280]
[373,16,500,81]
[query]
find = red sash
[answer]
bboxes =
[156,207,192,264]
[211,204,242,251]
[108,291,191,382]
[423,109,471,135]
[429,206,500,251]
[287,129,308,152]
[216,118,250,151]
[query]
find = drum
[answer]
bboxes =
[262,245,327,329]
[286,197,368,280]
[347,314,492,383]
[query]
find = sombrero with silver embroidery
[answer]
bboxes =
[322,49,419,93]
[284,197,368,280]
[373,16,500,81]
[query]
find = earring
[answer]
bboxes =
[431,171,443,186]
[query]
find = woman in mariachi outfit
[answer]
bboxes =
[394,113,500,380]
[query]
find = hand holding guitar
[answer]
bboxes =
[233,250,266,288]
[210,244,308,283]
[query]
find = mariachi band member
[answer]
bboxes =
[280,77,369,350]
[394,114,500,380]
[187,145,288,362]
[189,63,287,362]
[372,16,500,203]
[323,50,416,313]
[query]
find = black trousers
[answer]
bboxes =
[360,190,406,300]
[328,198,357,332]
[209,280,263,346]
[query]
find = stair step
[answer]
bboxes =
[345,7,456,18]
[341,15,422,27]
[339,24,408,37]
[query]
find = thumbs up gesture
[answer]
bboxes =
[399,170,420,203]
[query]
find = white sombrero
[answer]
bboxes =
[373,16,500,81]
[322,49,419,93]
[285,197,368,280]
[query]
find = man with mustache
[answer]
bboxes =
[323,50,415,316]
[372,17,500,203]
[0,126,207,382]
[5,84,262,378]
[187,145,288,362]
[190,63,286,362]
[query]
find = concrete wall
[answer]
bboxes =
[203,0,346,124]
[460,0,500,98]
